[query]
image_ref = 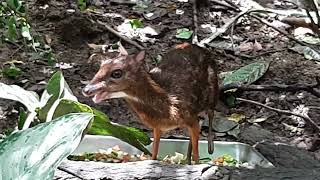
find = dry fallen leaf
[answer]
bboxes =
[239,42,253,52]
[228,113,246,123]
[253,40,262,51]
[44,34,52,44]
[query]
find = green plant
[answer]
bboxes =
[221,61,270,107]
[129,19,143,29]
[0,113,94,179]
[0,0,56,64]
[176,28,193,39]
[1,1,32,44]
[1,63,22,78]
[222,61,270,86]
[77,0,87,11]
[0,71,152,178]
[0,71,151,151]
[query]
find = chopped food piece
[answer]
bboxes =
[68,147,253,168]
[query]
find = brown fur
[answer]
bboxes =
[83,44,219,163]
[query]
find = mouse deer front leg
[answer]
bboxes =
[152,128,161,160]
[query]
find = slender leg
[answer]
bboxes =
[208,110,215,154]
[152,128,161,160]
[187,140,192,165]
[188,123,200,164]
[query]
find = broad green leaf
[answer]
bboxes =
[0,81,39,130]
[0,113,93,180]
[0,82,39,111]
[290,44,320,62]
[6,0,22,12]
[129,19,143,29]
[176,28,193,39]
[21,26,32,41]
[6,16,17,41]
[89,115,152,155]
[38,71,77,122]
[53,99,152,155]
[303,47,320,61]
[298,35,320,45]
[213,117,238,133]
[2,64,22,78]
[227,124,240,138]
[222,62,269,86]
[18,107,27,130]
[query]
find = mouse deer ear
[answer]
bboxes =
[118,42,128,56]
[135,51,145,63]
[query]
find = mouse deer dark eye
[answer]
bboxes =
[111,69,123,79]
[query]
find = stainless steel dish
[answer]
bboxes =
[73,135,273,168]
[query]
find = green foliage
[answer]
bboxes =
[54,100,152,154]
[77,0,87,11]
[0,113,93,180]
[129,19,143,29]
[1,1,30,43]
[222,62,270,86]
[6,0,25,13]
[176,28,193,39]
[221,62,269,108]
[0,1,56,64]
[1,64,22,78]
[0,71,151,154]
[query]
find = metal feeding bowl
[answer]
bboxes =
[73,135,273,168]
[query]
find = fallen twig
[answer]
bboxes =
[221,79,320,98]
[96,20,145,50]
[237,97,320,132]
[308,106,320,111]
[250,14,320,54]
[200,9,249,45]
[223,0,240,11]
[192,0,199,44]
[109,0,136,5]
[210,0,240,12]
[200,9,274,45]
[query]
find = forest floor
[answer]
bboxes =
[1,0,320,178]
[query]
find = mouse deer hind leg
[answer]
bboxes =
[207,110,215,154]
[207,63,219,155]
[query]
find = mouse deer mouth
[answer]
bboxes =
[83,82,129,103]
[92,90,110,103]
[82,82,109,103]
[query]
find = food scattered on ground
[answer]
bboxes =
[68,146,253,168]
[212,154,252,168]
[68,145,150,163]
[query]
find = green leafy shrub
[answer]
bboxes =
[0,71,151,179]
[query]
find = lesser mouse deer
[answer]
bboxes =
[83,43,218,164]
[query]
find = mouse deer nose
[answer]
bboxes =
[82,84,96,97]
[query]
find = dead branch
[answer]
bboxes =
[192,0,199,44]
[250,14,320,54]
[236,97,320,132]
[223,0,240,11]
[200,9,275,45]
[308,106,320,111]
[109,0,136,5]
[95,20,145,50]
[220,79,320,98]
[210,0,240,12]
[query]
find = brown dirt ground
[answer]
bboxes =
[1,0,320,152]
